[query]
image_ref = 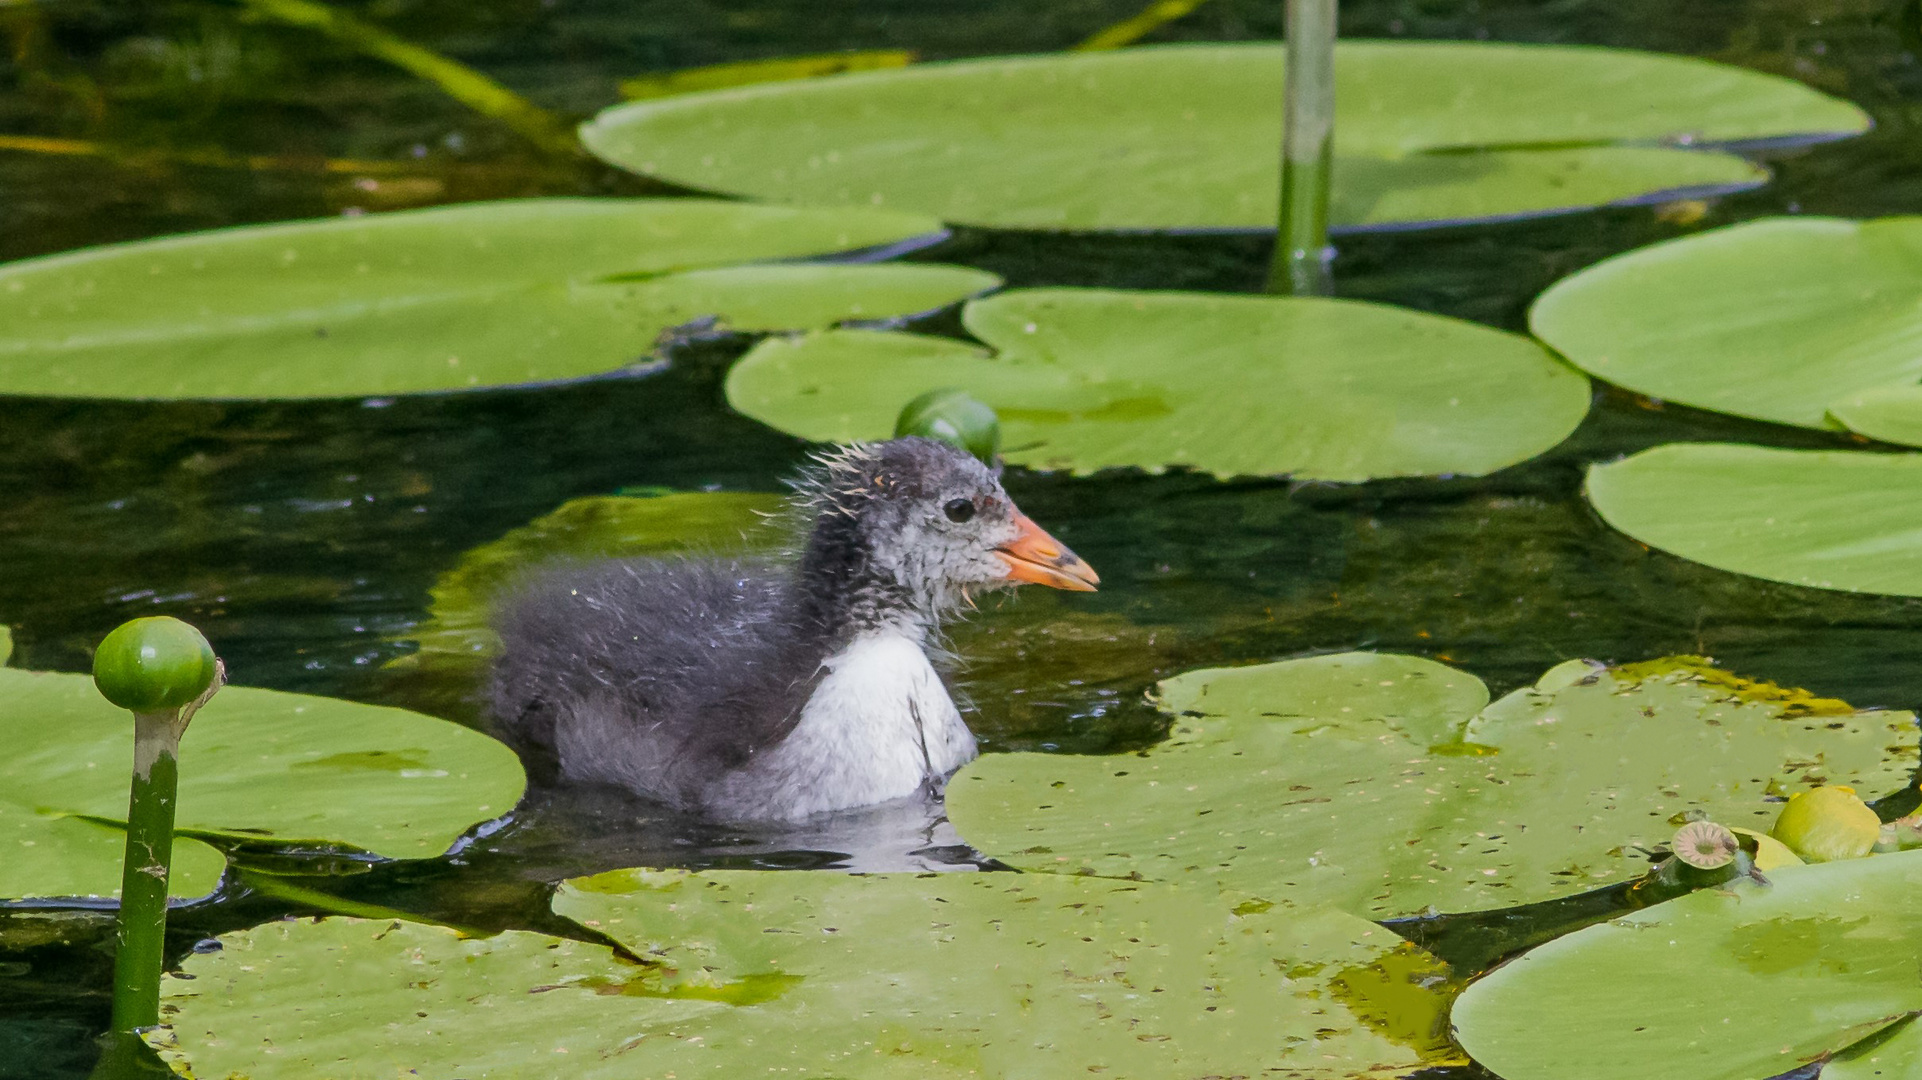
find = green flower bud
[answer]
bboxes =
[895,388,1000,465]
[92,617,218,713]
[1770,785,1880,863]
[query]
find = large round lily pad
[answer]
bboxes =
[1587,443,1922,596]
[726,288,1589,481]
[581,43,1866,232]
[1,802,227,903]
[151,869,1463,1078]
[1452,851,1922,1080]
[1531,217,1922,432]
[392,490,785,683]
[947,652,1917,918]
[0,665,524,900]
[0,198,998,399]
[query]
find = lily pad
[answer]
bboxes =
[0,198,999,399]
[581,43,1866,232]
[1531,217,1922,432]
[1831,384,1922,449]
[726,288,1589,481]
[1587,443,1922,596]
[1451,851,1922,1080]
[0,665,524,900]
[946,652,1917,918]
[151,869,1463,1078]
[392,490,785,683]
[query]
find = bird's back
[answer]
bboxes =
[488,556,826,808]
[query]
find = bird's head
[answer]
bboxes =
[793,437,1098,628]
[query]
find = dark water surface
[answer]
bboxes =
[4,0,1922,1075]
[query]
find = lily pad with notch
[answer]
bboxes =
[1586,442,1922,597]
[0,198,998,399]
[582,42,1866,232]
[946,651,1916,918]
[726,288,1589,482]
[0,664,525,901]
[1452,851,1922,1080]
[149,867,1464,1079]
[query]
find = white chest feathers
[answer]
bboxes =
[706,630,978,821]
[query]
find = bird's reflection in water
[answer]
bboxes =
[454,780,991,883]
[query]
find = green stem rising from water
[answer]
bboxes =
[1267,0,1337,295]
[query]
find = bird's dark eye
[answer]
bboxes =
[943,497,975,523]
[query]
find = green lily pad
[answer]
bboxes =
[1831,384,1922,449]
[1451,851,1922,1080]
[0,665,524,900]
[726,288,1589,481]
[1587,443,1922,596]
[1531,217,1922,431]
[393,490,785,684]
[0,198,999,399]
[947,652,1917,918]
[1,802,227,903]
[151,869,1464,1078]
[581,43,1865,232]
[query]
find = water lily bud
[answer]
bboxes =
[1770,785,1880,863]
[92,617,218,713]
[895,388,1000,464]
[1672,820,1738,870]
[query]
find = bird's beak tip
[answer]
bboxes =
[996,513,1100,592]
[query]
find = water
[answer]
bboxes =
[4,0,1922,1074]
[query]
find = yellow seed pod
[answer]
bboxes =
[1770,786,1880,863]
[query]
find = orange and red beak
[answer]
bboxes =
[995,513,1100,592]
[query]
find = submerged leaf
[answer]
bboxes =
[947,651,1916,917]
[392,490,784,686]
[581,43,1864,231]
[1452,852,1922,1080]
[0,199,995,399]
[727,288,1588,481]
[1586,443,1922,597]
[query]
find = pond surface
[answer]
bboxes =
[4,0,1922,1075]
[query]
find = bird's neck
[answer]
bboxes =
[795,521,940,646]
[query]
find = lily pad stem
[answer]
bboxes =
[1266,0,1337,296]
[110,662,224,1033]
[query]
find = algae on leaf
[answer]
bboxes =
[727,288,1589,481]
[1532,217,1922,432]
[0,199,997,399]
[1586,443,1922,597]
[151,869,1464,1079]
[1453,852,1922,1080]
[947,652,1916,918]
[582,42,1865,232]
[0,665,524,901]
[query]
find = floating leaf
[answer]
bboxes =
[1831,384,1922,449]
[1,803,226,903]
[0,666,524,900]
[947,652,1916,917]
[151,869,1463,1078]
[0,199,997,399]
[392,490,785,684]
[1452,852,1922,1080]
[1587,443,1922,596]
[1532,217,1922,431]
[727,288,1588,481]
[581,43,1865,232]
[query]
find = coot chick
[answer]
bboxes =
[489,437,1099,822]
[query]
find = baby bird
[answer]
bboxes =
[488,437,1098,822]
